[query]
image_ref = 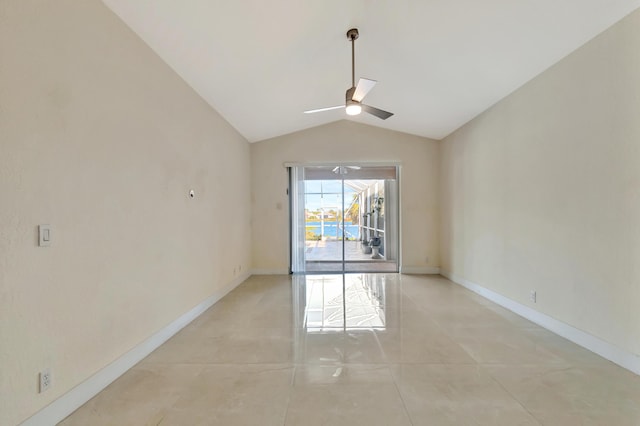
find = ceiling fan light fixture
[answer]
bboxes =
[345,100,362,116]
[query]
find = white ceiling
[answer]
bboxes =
[102,0,640,142]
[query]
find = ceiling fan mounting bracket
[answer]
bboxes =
[346,28,359,41]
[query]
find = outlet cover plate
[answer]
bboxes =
[40,369,51,393]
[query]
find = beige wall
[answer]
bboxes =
[251,120,440,273]
[440,10,640,357]
[0,1,251,424]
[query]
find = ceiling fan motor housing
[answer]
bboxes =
[346,87,357,102]
[345,87,361,115]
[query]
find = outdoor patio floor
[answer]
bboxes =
[305,240,396,272]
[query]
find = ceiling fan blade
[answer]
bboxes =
[352,78,377,102]
[362,104,394,120]
[304,105,344,114]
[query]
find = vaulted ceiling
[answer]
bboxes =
[102,0,640,142]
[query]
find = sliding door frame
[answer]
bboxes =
[286,161,402,274]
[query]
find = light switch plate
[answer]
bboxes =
[39,224,51,247]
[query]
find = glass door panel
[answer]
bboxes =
[304,180,344,273]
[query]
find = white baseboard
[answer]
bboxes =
[251,268,290,275]
[441,270,640,376]
[21,272,251,426]
[401,266,441,275]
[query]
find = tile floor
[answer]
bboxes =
[60,274,640,425]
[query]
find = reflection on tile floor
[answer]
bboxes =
[60,274,640,425]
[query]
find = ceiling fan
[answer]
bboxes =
[304,28,394,120]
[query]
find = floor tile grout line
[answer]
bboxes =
[388,363,416,426]
[280,364,297,426]
[481,363,545,426]
[390,284,415,425]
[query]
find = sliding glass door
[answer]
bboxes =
[290,165,399,274]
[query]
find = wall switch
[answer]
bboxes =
[38,225,51,247]
[39,369,51,393]
[530,291,537,303]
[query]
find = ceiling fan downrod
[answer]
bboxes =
[347,28,359,88]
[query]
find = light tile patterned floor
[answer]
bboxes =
[60,274,640,425]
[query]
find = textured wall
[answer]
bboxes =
[251,120,440,273]
[440,10,640,357]
[0,1,251,424]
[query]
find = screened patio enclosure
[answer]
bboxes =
[289,165,399,273]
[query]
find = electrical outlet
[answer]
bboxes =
[39,369,51,393]
[530,291,537,303]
